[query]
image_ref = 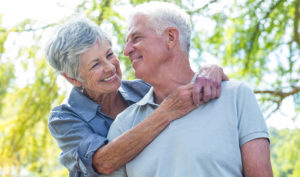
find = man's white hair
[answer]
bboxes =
[132,1,191,54]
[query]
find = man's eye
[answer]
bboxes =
[107,53,113,59]
[133,36,141,42]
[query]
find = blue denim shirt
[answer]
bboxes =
[48,80,150,177]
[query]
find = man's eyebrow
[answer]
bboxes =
[126,31,139,42]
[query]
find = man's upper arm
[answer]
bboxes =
[241,138,273,177]
[236,83,273,176]
[236,83,269,146]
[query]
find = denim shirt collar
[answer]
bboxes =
[67,81,142,122]
[119,83,142,104]
[67,87,99,122]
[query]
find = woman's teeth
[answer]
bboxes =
[103,74,115,81]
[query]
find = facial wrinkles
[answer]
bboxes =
[101,61,116,80]
[80,43,115,81]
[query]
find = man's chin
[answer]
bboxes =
[134,69,144,80]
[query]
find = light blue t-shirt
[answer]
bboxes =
[106,81,269,177]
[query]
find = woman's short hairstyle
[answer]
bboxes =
[132,1,191,54]
[45,18,111,81]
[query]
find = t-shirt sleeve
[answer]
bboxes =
[101,166,127,177]
[48,112,108,177]
[106,114,126,141]
[236,83,270,146]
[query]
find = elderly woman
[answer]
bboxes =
[46,18,227,177]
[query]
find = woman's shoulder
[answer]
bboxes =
[48,103,80,123]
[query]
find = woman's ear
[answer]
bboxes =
[62,73,82,87]
[164,27,179,49]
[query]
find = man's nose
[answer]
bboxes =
[124,42,134,56]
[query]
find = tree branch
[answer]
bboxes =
[11,24,55,32]
[293,0,300,47]
[97,0,112,25]
[245,0,285,70]
[254,86,300,98]
[187,0,217,15]
[255,86,300,118]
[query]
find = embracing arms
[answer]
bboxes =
[49,65,227,176]
[93,64,228,174]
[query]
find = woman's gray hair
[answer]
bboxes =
[45,18,111,81]
[132,1,191,53]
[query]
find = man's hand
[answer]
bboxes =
[193,64,229,106]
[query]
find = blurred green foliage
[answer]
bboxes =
[0,0,299,176]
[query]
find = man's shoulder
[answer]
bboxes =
[214,80,256,104]
[222,80,247,88]
[221,80,253,94]
[108,103,145,140]
[115,102,143,124]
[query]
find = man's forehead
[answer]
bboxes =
[126,28,137,39]
[126,14,150,41]
[126,22,140,41]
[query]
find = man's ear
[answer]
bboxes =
[62,72,82,87]
[164,27,179,49]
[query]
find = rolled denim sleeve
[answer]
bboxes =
[48,112,108,177]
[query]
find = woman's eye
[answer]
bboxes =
[91,63,99,69]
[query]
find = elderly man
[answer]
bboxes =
[106,2,273,177]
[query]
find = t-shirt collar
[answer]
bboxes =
[136,87,157,106]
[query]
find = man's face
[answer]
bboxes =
[124,14,168,81]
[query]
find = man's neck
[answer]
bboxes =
[150,55,195,104]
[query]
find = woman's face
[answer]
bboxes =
[78,41,122,97]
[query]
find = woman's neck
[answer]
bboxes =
[85,90,128,118]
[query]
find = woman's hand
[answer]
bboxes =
[157,83,197,121]
[193,64,228,106]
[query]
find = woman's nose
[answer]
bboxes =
[103,60,115,73]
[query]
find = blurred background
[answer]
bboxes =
[0,0,299,176]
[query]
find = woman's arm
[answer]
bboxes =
[93,65,227,174]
